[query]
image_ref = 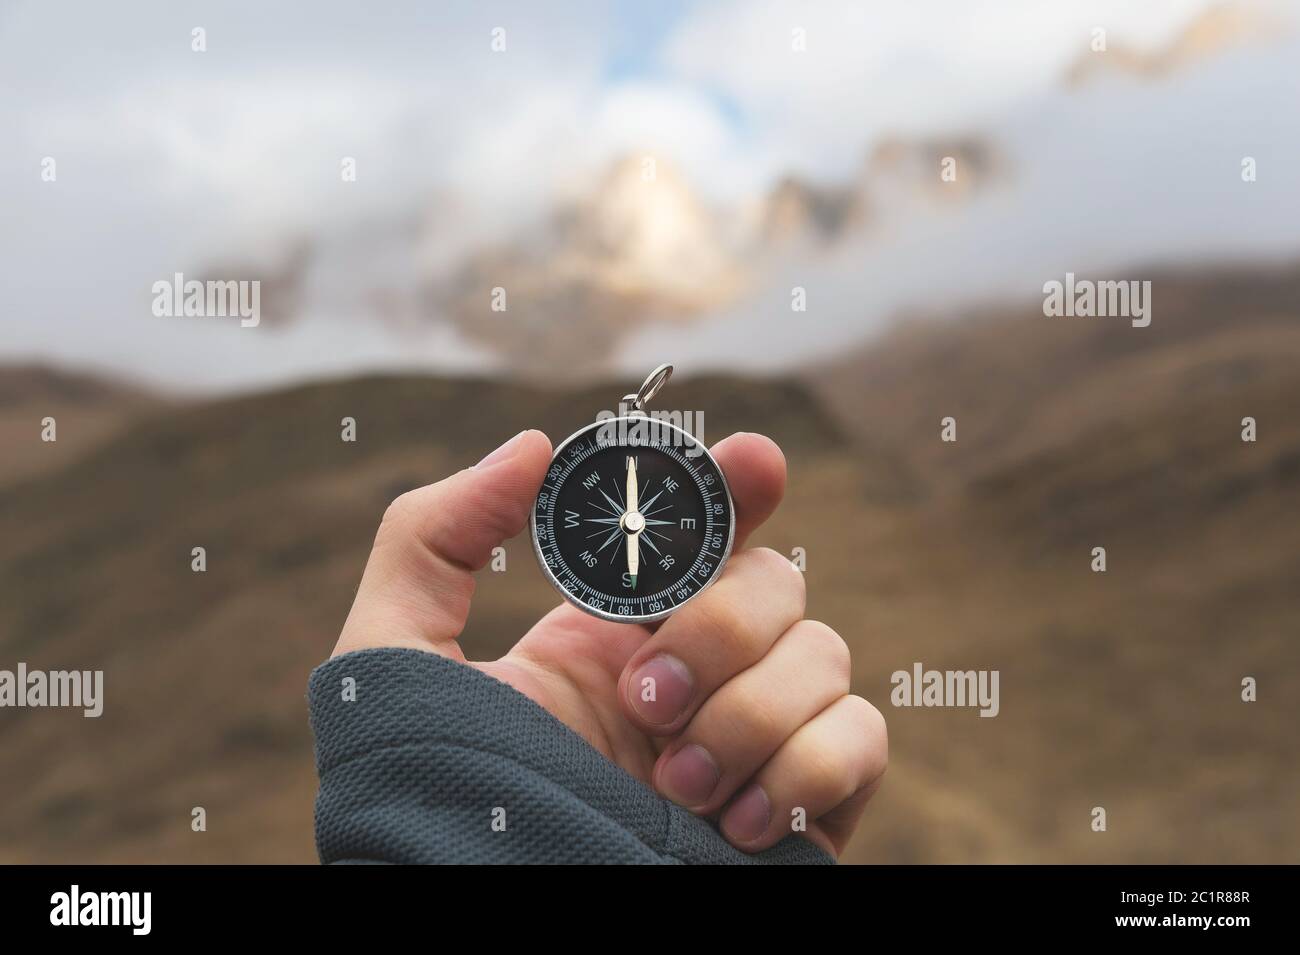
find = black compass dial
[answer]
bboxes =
[532,417,735,622]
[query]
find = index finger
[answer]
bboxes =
[708,432,786,550]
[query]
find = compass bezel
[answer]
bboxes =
[530,415,736,624]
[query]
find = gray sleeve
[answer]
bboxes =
[308,647,833,865]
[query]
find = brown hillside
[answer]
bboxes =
[1,264,1296,862]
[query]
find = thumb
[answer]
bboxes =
[333,429,552,659]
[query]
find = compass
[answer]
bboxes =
[531,364,736,623]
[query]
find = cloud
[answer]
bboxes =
[616,22,1300,375]
[2,0,1293,391]
[659,0,1233,180]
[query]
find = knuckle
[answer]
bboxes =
[845,693,885,736]
[377,491,419,542]
[747,546,786,569]
[844,695,889,779]
[794,696,887,799]
[751,545,802,579]
[797,620,852,687]
[743,546,806,604]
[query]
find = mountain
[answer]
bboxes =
[433,157,749,372]
[428,141,1003,371]
[859,135,1002,212]
[1,261,1296,863]
[757,175,864,247]
[1064,3,1273,88]
[0,364,163,490]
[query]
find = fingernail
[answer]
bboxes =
[721,783,771,844]
[475,430,527,469]
[658,744,720,808]
[626,654,693,725]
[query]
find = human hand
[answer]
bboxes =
[331,429,887,857]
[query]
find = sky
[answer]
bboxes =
[2,0,1296,392]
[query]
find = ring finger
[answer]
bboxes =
[720,694,887,854]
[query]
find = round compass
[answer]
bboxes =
[531,367,735,624]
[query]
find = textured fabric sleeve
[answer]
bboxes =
[308,647,834,865]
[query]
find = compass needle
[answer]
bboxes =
[625,455,640,586]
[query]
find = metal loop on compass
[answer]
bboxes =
[622,363,673,414]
